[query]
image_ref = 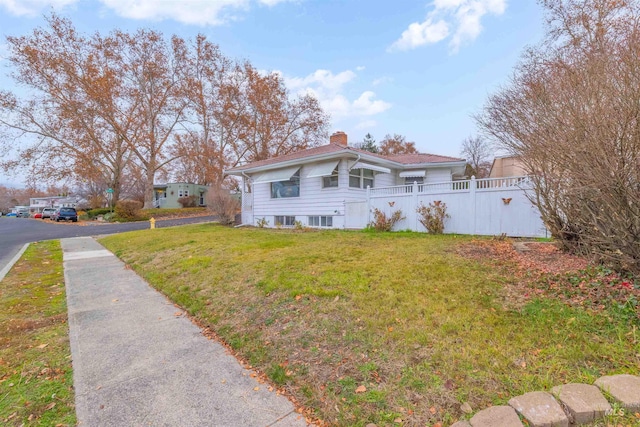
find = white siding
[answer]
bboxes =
[252,160,352,228]
[425,168,452,183]
[374,172,396,187]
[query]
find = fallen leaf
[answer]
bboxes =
[355,385,367,393]
[393,418,402,423]
[253,387,260,391]
[44,402,56,411]
[174,311,183,317]
[112,299,118,302]
[387,326,394,332]
[37,343,48,349]
[429,406,436,414]
[295,295,302,301]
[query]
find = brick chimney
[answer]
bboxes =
[330,131,348,146]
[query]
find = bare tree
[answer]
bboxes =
[476,0,640,273]
[460,135,492,178]
[379,134,418,156]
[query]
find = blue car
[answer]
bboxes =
[52,207,78,222]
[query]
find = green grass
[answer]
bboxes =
[99,226,640,426]
[0,241,76,426]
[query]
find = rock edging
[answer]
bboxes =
[450,374,640,427]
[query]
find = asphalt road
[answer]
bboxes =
[0,215,217,274]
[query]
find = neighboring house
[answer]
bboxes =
[153,183,209,208]
[225,131,466,229]
[489,155,526,178]
[29,195,82,213]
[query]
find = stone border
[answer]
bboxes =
[450,374,640,427]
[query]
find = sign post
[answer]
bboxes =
[106,188,114,213]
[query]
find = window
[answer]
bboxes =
[271,170,300,198]
[322,167,339,188]
[308,216,333,227]
[274,215,296,226]
[349,168,374,189]
[404,176,424,185]
[184,189,189,197]
[178,189,184,197]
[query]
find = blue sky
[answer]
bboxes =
[0,0,544,187]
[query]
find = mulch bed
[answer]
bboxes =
[457,239,640,320]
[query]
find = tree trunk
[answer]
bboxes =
[143,162,156,209]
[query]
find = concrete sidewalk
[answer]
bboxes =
[62,237,309,427]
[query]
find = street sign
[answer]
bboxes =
[106,188,114,194]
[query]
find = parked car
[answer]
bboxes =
[5,212,16,217]
[51,207,78,222]
[41,207,56,219]
[32,212,42,219]
[16,209,29,218]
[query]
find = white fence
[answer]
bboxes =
[345,176,547,237]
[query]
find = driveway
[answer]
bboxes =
[0,215,217,275]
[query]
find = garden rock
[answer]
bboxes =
[594,374,640,411]
[450,421,471,427]
[551,383,611,424]
[509,391,568,427]
[460,402,473,414]
[469,405,523,427]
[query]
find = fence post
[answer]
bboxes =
[366,185,371,226]
[412,181,419,231]
[470,175,477,235]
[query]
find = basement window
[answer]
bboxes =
[308,216,333,227]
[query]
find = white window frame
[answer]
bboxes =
[274,215,296,226]
[349,168,375,189]
[271,170,300,198]
[322,167,339,188]
[308,216,333,227]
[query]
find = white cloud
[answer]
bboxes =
[0,0,293,25]
[99,0,250,25]
[0,0,77,17]
[283,68,391,122]
[389,0,507,53]
[356,65,366,71]
[372,76,393,87]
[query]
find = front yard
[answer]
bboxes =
[100,226,640,426]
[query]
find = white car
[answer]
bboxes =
[41,208,56,219]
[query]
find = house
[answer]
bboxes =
[153,183,209,208]
[489,155,526,178]
[29,195,81,213]
[225,131,466,228]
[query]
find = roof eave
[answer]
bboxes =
[225,152,467,176]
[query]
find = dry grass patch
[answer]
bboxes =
[0,241,76,426]
[100,226,640,426]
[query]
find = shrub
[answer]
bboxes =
[115,199,143,220]
[206,188,239,226]
[178,195,198,208]
[256,217,269,228]
[416,201,449,234]
[86,208,112,219]
[369,208,405,232]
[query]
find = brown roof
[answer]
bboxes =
[226,143,465,173]
[385,153,465,164]
[227,143,348,172]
